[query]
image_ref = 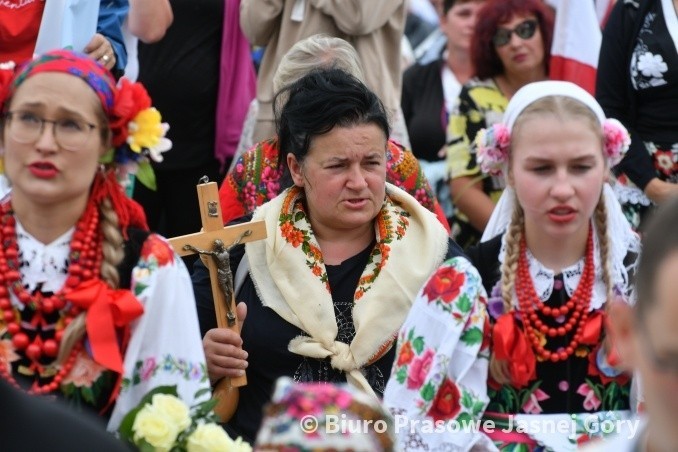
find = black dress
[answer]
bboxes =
[467,236,631,418]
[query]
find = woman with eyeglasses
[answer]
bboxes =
[446,0,553,249]
[0,49,209,433]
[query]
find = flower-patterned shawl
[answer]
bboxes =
[383,257,493,451]
[219,138,450,231]
[245,183,449,396]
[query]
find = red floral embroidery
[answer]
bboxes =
[281,221,304,247]
[427,378,462,422]
[423,267,466,304]
[397,341,415,366]
[140,235,175,267]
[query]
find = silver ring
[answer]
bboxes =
[102,54,110,63]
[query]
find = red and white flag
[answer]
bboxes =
[595,0,616,29]
[549,0,602,95]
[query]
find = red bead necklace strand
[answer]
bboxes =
[0,201,102,394]
[515,227,595,363]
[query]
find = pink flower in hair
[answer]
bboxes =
[602,118,630,167]
[475,123,511,176]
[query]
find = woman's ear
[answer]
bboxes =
[287,153,304,187]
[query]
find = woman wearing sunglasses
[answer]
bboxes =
[446,0,553,249]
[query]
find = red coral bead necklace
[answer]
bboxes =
[515,226,594,363]
[0,200,102,394]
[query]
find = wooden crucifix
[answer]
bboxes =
[169,177,266,422]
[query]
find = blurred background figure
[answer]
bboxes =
[240,0,410,147]
[599,197,678,452]
[0,380,128,451]
[255,377,396,451]
[127,0,173,43]
[446,0,553,249]
[402,0,485,226]
[133,0,255,241]
[596,0,678,231]
[0,0,129,76]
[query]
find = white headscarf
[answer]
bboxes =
[481,81,640,301]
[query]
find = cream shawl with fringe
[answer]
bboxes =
[246,183,449,396]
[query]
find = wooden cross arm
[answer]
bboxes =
[168,221,266,257]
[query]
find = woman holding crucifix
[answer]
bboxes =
[192,68,467,443]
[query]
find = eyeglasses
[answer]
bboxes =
[493,19,539,47]
[4,110,97,151]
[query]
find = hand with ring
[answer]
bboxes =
[84,33,116,70]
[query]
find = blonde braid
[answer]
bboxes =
[99,198,124,289]
[500,201,524,313]
[593,197,613,302]
[57,197,125,365]
[490,199,524,385]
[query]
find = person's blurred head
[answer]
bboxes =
[273,34,365,113]
[275,68,389,238]
[273,34,364,93]
[441,0,485,54]
[256,377,395,451]
[609,197,678,450]
[471,0,553,80]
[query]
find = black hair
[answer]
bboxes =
[274,68,390,188]
[635,197,678,320]
[443,0,474,15]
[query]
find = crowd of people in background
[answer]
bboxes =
[0,0,677,451]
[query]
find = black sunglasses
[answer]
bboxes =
[493,19,538,47]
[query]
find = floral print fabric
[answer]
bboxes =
[218,137,448,229]
[446,78,508,248]
[0,227,209,431]
[383,257,492,451]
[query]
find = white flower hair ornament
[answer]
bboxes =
[475,123,511,176]
[602,118,630,167]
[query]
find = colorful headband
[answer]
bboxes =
[1,49,170,190]
[475,81,630,177]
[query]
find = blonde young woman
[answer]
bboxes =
[384,81,640,451]
[0,50,208,432]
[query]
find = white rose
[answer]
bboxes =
[132,405,180,452]
[187,423,252,452]
[150,394,192,431]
